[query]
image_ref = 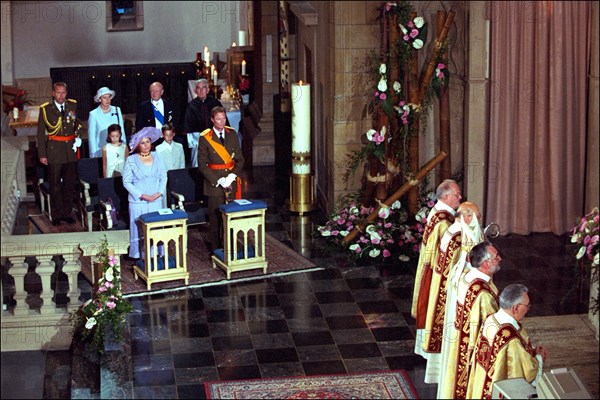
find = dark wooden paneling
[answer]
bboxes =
[50,62,195,133]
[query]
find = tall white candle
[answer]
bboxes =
[203,46,209,63]
[13,107,19,120]
[238,30,247,46]
[291,82,311,175]
[241,60,246,75]
[213,69,218,85]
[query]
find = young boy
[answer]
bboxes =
[156,123,185,171]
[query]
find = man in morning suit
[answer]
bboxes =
[37,82,83,225]
[197,106,244,251]
[135,81,176,135]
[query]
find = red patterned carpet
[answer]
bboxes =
[204,370,419,399]
[118,227,320,296]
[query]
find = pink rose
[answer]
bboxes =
[379,93,387,100]
[410,29,419,38]
[383,249,391,258]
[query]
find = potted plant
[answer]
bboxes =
[71,236,133,354]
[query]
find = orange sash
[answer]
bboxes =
[49,134,80,159]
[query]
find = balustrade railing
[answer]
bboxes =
[1,136,130,351]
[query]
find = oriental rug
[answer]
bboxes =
[204,370,419,399]
[117,227,321,296]
[28,214,85,234]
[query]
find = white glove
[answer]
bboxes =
[72,137,82,152]
[216,177,227,187]
[224,173,237,187]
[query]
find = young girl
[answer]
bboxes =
[102,124,128,177]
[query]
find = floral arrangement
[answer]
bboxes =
[3,90,32,113]
[431,62,450,99]
[238,75,251,93]
[570,207,599,314]
[399,16,428,50]
[70,236,132,353]
[318,190,435,262]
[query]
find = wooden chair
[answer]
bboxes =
[97,176,129,230]
[167,167,208,226]
[77,157,102,231]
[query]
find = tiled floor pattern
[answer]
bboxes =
[1,165,596,399]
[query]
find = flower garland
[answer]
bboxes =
[70,236,132,353]
[318,189,436,262]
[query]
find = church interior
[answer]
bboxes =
[1,1,599,398]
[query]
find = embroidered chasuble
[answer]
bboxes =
[412,206,454,359]
[420,226,461,383]
[436,271,499,399]
[466,313,540,400]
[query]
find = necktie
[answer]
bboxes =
[60,105,65,118]
[219,132,225,145]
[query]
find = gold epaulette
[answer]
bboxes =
[225,126,234,130]
[40,102,50,108]
[67,98,77,103]
[200,128,212,136]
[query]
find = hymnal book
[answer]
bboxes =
[157,208,173,215]
[234,199,252,205]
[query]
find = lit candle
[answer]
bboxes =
[238,30,247,46]
[211,64,215,77]
[203,46,209,63]
[241,60,246,75]
[206,51,210,66]
[232,41,237,47]
[213,69,218,85]
[291,81,311,175]
[13,107,19,120]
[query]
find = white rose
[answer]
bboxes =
[377,77,387,93]
[379,63,387,74]
[393,81,401,92]
[413,39,424,49]
[369,248,381,258]
[414,17,425,28]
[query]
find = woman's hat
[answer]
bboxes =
[94,87,116,103]
[129,127,162,152]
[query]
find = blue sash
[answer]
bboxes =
[153,104,165,125]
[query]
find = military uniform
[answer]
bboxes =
[197,126,244,248]
[37,98,82,222]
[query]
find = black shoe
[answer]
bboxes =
[51,219,61,226]
[63,217,76,224]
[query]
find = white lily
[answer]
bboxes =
[393,81,401,92]
[391,200,401,209]
[414,17,425,28]
[340,230,349,236]
[85,317,97,329]
[369,248,381,258]
[349,206,359,215]
[105,267,114,282]
[399,23,407,35]
[413,39,424,49]
[321,230,332,237]
[379,63,387,74]
[377,77,387,92]
[576,246,586,260]
[366,129,376,141]
[349,244,360,251]
[366,225,377,235]
[378,206,390,219]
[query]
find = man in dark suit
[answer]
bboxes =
[37,82,83,225]
[184,78,226,167]
[135,81,176,134]
[197,106,244,250]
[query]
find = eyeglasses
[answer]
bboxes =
[517,303,531,311]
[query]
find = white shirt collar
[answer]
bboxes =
[435,200,456,215]
[55,101,65,110]
[495,308,520,330]
[465,266,492,283]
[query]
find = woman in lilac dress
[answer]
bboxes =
[123,127,167,259]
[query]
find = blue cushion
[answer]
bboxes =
[135,255,177,272]
[139,209,188,223]
[214,246,256,261]
[218,200,267,214]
